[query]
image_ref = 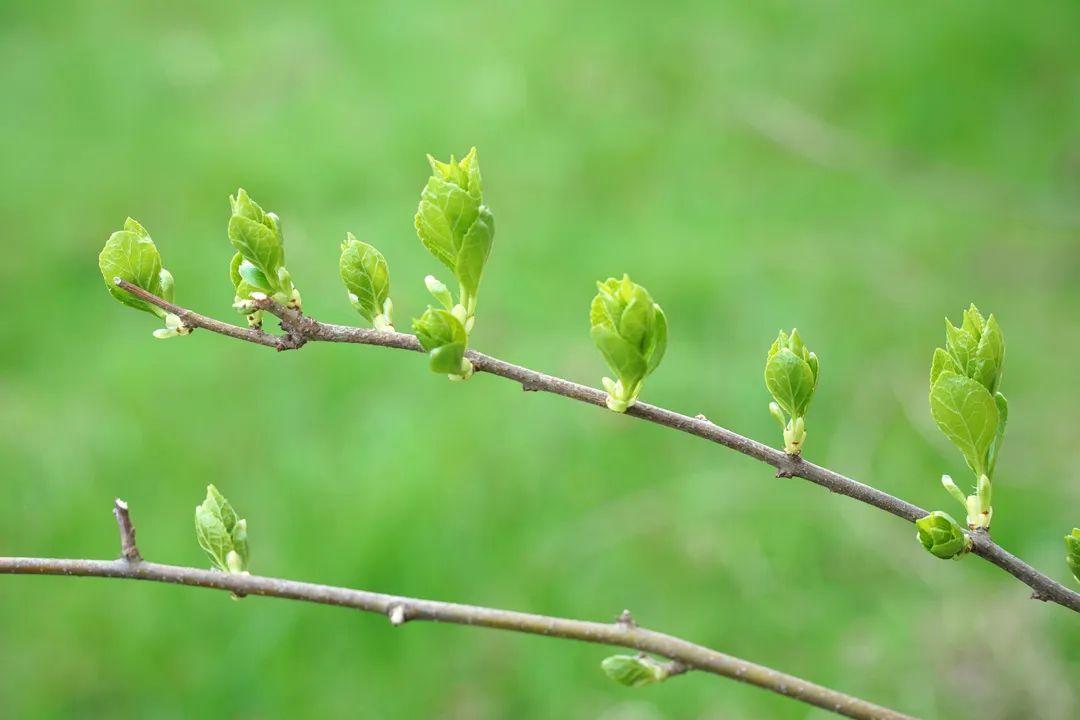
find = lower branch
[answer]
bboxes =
[0,555,910,720]
[111,278,1080,614]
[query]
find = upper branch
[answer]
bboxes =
[112,278,1080,614]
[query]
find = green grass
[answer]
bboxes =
[1,1,1078,717]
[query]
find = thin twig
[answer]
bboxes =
[112,498,141,562]
[0,556,910,720]
[111,278,1080,615]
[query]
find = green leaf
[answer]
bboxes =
[413,307,469,375]
[971,314,1004,392]
[98,218,166,316]
[1066,529,1080,584]
[589,275,666,403]
[228,189,285,289]
[228,252,263,315]
[414,148,494,309]
[428,342,467,374]
[987,392,1008,478]
[455,205,494,302]
[644,305,668,374]
[930,347,962,385]
[944,320,977,374]
[930,372,999,476]
[601,655,665,687]
[915,511,971,560]
[591,325,647,389]
[195,504,231,571]
[962,304,986,340]
[765,347,815,418]
[195,484,247,573]
[231,519,250,569]
[339,233,391,326]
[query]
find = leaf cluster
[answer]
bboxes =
[195,484,250,574]
[228,188,301,322]
[589,274,668,412]
[929,304,1007,480]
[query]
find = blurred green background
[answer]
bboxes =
[1,1,1078,717]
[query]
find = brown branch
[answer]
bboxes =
[111,278,1080,615]
[112,498,141,562]
[0,553,908,720]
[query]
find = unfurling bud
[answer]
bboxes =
[339,233,394,331]
[915,511,971,560]
[414,147,494,324]
[601,655,672,687]
[413,307,473,380]
[764,329,818,454]
[195,485,251,575]
[928,305,1007,528]
[227,188,301,311]
[589,274,668,412]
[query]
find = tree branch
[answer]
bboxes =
[0,500,910,720]
[112,498,141,562]
[112,278,1080,614]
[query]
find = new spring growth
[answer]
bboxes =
[413,148,495,378]
[589,275,668,413]
[915,511,972,560]
[98,218,189,339]
[227,188,302,328]
[339,233,393,331]
[929,304,1006,529]
[195,484,250,576]
[764,329,818,454]
[601,655,677,687]
[1066,529,1080,585]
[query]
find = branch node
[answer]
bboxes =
[664,659,689,678]
[112,498,142,562]
[694,413,710,422]
[388,602,410,626]
[616,609,637,628]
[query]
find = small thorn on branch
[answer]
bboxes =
[388,602,410,626]
[112,498,142,562]
[616,609,636,628]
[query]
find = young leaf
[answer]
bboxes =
[339,233,393,330]
[970,314,1004,393]
[915,511,972,560]
[98,218,166,316]
[929,372,998,476]
[227,189,300,309]
[194,484,248,574]
[414,148,495,315]
[600,655,666,687]
[944,321,977,374]
[765,347,815,418]
[930,347,962,385]
[413,307,470,377]
[589,275,667,412]
[455,205,495,304]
